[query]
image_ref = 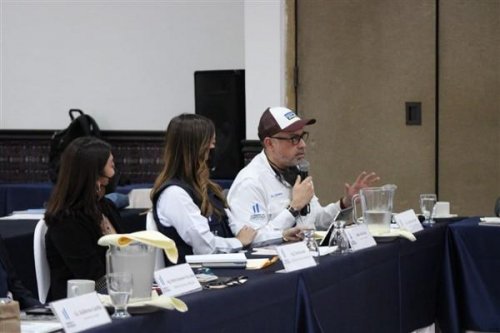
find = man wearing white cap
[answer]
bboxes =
[227,106,379,231]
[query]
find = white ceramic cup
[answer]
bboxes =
[434,201,450,217]
[67,279,95,298]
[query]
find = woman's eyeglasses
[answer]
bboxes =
[271,132,309,145]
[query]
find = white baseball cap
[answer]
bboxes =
[258,107,316,140]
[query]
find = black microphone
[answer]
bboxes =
[297,160,310,216]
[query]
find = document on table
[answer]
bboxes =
[253,246,336,257]
[21,320,63,333]
[0,213,45,220]
[479,217,500,226]
[252,247,278,256]
[185,253,247,268]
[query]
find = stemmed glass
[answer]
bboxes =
[107,272,133,319]
[302,228,320,264]
[328,220,350,255]
[420,194,437,226]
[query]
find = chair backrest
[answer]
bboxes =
[145,211,166,271]
[33,219,50,304]
[128,188,153,209]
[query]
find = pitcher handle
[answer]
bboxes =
[351,194,360,224]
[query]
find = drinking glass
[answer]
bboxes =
[328,220,350,255]
[420,194,437,226]
[302,229,320,264]
[107,272,133,319]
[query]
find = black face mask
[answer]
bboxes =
[281,167,301,187]
[270,163,311,216]
[104,169,120,194]
[207,148,216,174]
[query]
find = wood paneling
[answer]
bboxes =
[439,0,500,215]
[296,0,436,212]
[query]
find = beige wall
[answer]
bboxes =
[439,0,500,215]
[295,0,499,216]
[296,0,436,213]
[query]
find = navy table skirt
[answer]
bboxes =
[437,217,500,333]
[87,221,454,333]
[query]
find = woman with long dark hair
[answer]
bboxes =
[151,114,302,263]
[44,137,122,300]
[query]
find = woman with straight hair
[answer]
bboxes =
[151,114,302,263]
[44,136,121,301]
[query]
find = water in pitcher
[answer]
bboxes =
[364,210,391,235]
[107,244,155,300]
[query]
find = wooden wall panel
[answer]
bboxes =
[296,0,436,212]
[439,0,500,215]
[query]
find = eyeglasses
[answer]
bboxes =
[271,132,309,145]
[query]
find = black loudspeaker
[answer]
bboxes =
[195,70,245,179]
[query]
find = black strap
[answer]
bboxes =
[69,109,84,121]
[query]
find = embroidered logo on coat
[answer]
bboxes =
[250,203,266,221]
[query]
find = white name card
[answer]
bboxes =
[154,263,202,297]
[50,292,110,333]
[344,224,377,252]
[394,209,423,233]
[276,242,317,272]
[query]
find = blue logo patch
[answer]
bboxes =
[284,112,297,120]
[252,203,260,213]
[62,308,71,320]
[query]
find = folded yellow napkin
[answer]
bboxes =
[371,229,416,241]
[246,256,279,270]
[98,230,178,264]
[313,231,327,241]
[98,291,188,312]
[394,229,416,241]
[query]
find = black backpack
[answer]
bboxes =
[48,109,101,183]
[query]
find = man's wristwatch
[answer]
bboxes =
[287,205,300,218]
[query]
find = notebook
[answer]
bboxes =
[185,253,247,268]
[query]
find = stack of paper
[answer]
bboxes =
[21,321,63,333]
[185,253,247,268]
[252,247,278,256]
[0,209,45,220]
[479,217,500,226]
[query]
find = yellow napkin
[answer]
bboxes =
[98,230,178,264]
[313,231,327,241]
[371,229,416,241]
[98,291,188,312]
[246,256,279,270]
[392,229,416,241]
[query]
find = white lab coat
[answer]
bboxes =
[227,151,341,231]
[156,185,283,254]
